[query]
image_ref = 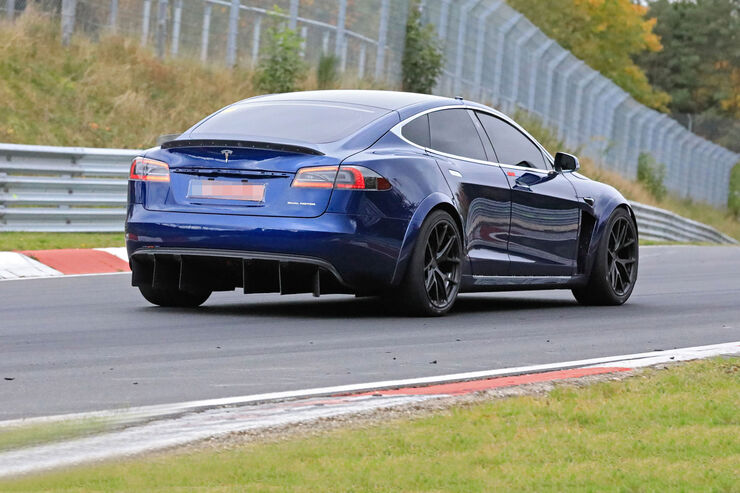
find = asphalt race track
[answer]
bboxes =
[1,245,739,420]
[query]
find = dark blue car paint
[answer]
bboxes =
[126,90,633,294]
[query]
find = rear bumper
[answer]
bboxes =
[125,204,409,291]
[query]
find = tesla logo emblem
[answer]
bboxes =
[220,149,233,163]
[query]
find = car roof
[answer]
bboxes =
[240,90,455,111]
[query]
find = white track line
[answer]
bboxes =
[0,252,62,280]
[0,271,130,282]
[94,247,129,263]
[3,341,738,430]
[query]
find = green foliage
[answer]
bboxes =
[729,162,740,218]
[640,0,739,116]
[401,0,444,94]
[637,152,667,200]
[316,54,339,90]
[506,0,671,111]
[638,0,740,152]
[253,8,307,94]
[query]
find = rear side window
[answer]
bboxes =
[428,109,487,161]
[401,114,430,148]
[191,102,388,144]
[476,112,548,169]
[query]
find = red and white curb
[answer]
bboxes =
[0,341,737,478]
[0,248,129,280]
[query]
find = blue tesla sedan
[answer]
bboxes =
[126,90,638,315]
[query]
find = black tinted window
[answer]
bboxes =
[428,109,487,161]
[191,102,388,144]
[402,114,430,148]
[477,112,547,169]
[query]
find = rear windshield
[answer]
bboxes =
[190,101,388,144]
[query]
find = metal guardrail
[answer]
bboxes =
[0,143,737,244]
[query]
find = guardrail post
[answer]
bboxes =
[334,0,347,70]
[322,31,330,56]
[252,16,262,66]
[557,60,583,143]
[226,0,240,67]
[662,123,682,189]
[171,0,182,57]
[438,0,451,39]
[108,0,118,30]
[61,0,76,46]
[541,51,568,124]
[374,0,390,81]
[453,0,479,96]
[6,0,14,20]
[493,13,522,105]
[358,44,366,79]
[619,107,641,173]
[603,93,628,165]
[200,2,211,63]
[155,0,168,59]
[300,26,308,58]
[568,71,598,148]
[510,27,538,107]
[582,77,610,146]
[676,133,692,198]
[652,114,670,165]
[141,0,151,46]
[527,39,554,111]
[288,0,299,30]
[473,2,502,99]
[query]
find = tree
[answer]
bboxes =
[637,0,740,151]
[401,0,444,94]
[639,0,740,117]
[253,8,307,94]
[507,0,671,111]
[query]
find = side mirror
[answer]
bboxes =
[554,152,580,173]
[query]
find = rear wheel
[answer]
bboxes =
[138,285,211,308]
[397,210,462,316]
[572,208,638,306]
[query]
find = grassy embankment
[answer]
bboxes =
[0,11,737,251]
[2,358,738,491]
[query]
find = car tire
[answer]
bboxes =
[572,207,638,306]
[397,210,463,316]
[138,284,212,308]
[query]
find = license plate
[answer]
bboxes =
[188,180,265,202]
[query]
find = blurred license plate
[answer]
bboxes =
[188,180,265,202]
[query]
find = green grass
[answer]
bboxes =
[0,418,112,453]
[3,358,738,491]
[0,232,124,251]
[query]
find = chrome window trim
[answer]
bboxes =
[391,104,554,175]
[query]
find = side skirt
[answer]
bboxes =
[460,274,587,293]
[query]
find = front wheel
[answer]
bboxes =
[396,210,463,316]
[138,284,211,308]
[572,208,638,306]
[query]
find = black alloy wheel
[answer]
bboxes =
[397,210,463,316]
[572,208,638,306]
[424,221,462,309]
[606,216,637,296]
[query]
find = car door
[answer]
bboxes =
[405,108,512,277]
[475,112,580,276]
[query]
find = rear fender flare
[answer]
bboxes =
[390,192,465,286]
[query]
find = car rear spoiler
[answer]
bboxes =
[160,139,324,156]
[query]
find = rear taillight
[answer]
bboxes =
[292,165,391,191]
[129,157,170,182]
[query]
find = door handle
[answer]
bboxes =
[514,178,531,191]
